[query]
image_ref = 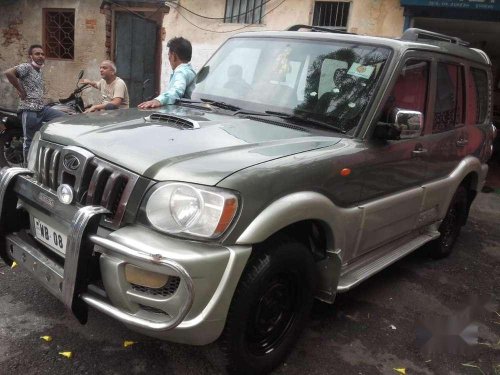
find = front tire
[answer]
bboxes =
[219,236,316,374]
[428,186,468,259]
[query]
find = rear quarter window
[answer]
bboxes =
[469,68,489,124]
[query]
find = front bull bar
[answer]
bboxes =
[0,167,195,330]
[0,167,108,323]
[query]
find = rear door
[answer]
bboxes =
[419,59,492,221]
[424,60,467,182]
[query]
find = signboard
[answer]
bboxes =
[401,0,500,11]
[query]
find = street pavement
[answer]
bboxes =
[0,191,499,375]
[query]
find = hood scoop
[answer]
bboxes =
[144,113,200,129]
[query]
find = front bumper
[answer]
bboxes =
[0,167,251,345]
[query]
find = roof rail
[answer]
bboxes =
[401,28,469,47]
[470,48,492,65]
[287,24,354,34]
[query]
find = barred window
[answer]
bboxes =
[43,9,75,60]
[313,1,350,28]
[224,0,264,24]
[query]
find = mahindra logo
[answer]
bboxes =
[63,154,80,171]
[38,192,54,208]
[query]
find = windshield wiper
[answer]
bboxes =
[200,98,241,111]
[263,111,345,133]
[176,98,213,110]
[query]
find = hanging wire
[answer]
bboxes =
[104,0,287,34]
[164,0,274,20]
[169,0,287,34]
[105,0,166,21]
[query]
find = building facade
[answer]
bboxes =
[159,0,405,92]
[1,0,499,110]
[0,0,167,108]
[0,0,108,108]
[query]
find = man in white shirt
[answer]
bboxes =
[80,60,129,112]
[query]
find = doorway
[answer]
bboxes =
[114,12,159,106]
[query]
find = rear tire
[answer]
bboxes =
[428,186,468,259]
[219,236,316,374]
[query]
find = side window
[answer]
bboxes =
[469,68,489,124]
[382,59,429,121]
[433,63,465,133]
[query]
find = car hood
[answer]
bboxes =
[41,107,342,185]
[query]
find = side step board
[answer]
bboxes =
[337,231,440,292]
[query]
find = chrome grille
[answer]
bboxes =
[35,141,139,228]
[37,146,61,190]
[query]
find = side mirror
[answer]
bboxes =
[196,66,209,84]
[78,70,84,80]
[374,108,423,140]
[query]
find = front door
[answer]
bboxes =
[353,57,432,258]
[114,12,158,107]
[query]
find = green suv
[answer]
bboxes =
[0,27,496,374]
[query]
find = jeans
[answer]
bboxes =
[21,106,65,160]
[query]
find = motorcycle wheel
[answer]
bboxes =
[0,136,24,168]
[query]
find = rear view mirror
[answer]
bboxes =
[374,108,423,140]
[394,109,423,139]
[78,70,84,80]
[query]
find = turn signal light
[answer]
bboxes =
[340,168,351,176]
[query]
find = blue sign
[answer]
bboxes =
[401,0,500,11]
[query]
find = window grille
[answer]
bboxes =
[224,0,264,24]
[43,9,75,60]
[313,1,350,28]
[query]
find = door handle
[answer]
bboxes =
[412,148,428,156]
[456,139,468,147]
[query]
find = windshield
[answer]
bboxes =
[193,37,391,134]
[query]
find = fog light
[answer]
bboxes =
[57,184,74,205]
[125,264,169,288]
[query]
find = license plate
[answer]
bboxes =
[33,217,68,254]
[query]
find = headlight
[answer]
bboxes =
[27,131,41,171]
[145,182,238,239]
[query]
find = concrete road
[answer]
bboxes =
[0,192,499,375]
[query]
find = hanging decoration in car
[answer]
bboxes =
[273,46,292,82]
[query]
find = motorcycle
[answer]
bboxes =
[0,106,23,167]
[0,70,90,167]
[48,70,90,114]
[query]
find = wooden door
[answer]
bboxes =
[114,12,158,107]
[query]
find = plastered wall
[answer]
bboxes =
[0,0,107,109]
[159,0,404,92]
